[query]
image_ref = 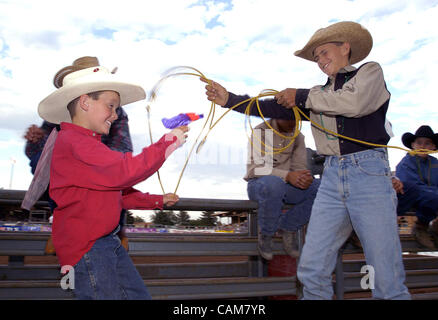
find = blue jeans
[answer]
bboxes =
[397,181,438,224]
[73,226,151,300]
[247,175,320,235]
[297,148,410,300]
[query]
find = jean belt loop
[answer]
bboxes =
[112,224,121,236]
[350,152,356,165]
[327,155,334,167]
[382,147,389,160]
[355,151,361,164]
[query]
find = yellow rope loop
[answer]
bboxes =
[243,91,301,155]
[294,107,438,156]
[407,149,437,156]
[146,66,217,194]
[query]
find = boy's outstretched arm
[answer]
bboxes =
[275,89,297,109]
[121,188,180,210]
[201,78,229,106]
[63,126,188,192]
[201,78,297,120]
[163,193,179,207]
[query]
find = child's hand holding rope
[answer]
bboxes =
[275,88,297,109]
[201,78,229,106]
[163,193,180,207]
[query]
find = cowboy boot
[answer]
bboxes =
[428,217,438,247]
[282,230,299,258]
[258,233,273,260]
[121,237,129,251]
[118,227,129,251]
[44,235,56,255]
[414,221,436,250]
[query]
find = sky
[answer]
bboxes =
[1,0,437,221]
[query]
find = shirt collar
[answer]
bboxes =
[328,65,357,81]
[60,122,102,140]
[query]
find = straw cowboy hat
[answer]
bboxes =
[402,125,438,149]
[294,21,373,65]
[38,56,145,124]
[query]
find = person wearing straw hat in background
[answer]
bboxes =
[204,21,410,299]
[37,58,188,299]
[23,57,135,254]
[395,125,438,249]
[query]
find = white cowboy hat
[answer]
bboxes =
[294,21,373,65]
[38,57,146,124]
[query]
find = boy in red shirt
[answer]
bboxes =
[38,59,188,299]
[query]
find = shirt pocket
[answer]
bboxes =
[356,156,390,177]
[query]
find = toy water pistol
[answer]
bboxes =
[162,113,204,129]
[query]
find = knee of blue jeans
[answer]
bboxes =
[248,176,285,201]
[310,178,321,193]
[416,209,437,224]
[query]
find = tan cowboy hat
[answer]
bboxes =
[38,57,145,124]
[294,21,373,65]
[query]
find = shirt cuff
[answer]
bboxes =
[224,92,238,109]
[149,194,164,209]
[271,168,289,182]
[296,89,310,109]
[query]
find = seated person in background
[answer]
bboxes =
[396,125,438,249]
[246,118,320,260]
[24,121,59,175]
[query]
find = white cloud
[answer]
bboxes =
[0,0,437,213]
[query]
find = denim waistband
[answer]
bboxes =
[325,148,388,166]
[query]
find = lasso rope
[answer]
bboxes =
[147,66,437,194]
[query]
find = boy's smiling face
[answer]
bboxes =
[313,42,351,77]
[84,91,120,135]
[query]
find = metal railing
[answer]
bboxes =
[0,189,300,300]
[1,189,437,300]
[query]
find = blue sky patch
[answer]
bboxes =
[206,14,224,29]
[1,67,12,78]
[190,0,233,11]
[91,26,117,39]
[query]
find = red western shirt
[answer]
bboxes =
[50,122,177,267]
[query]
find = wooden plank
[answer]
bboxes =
[0,277,297,300]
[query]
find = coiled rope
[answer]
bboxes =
[147,66,437,194]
